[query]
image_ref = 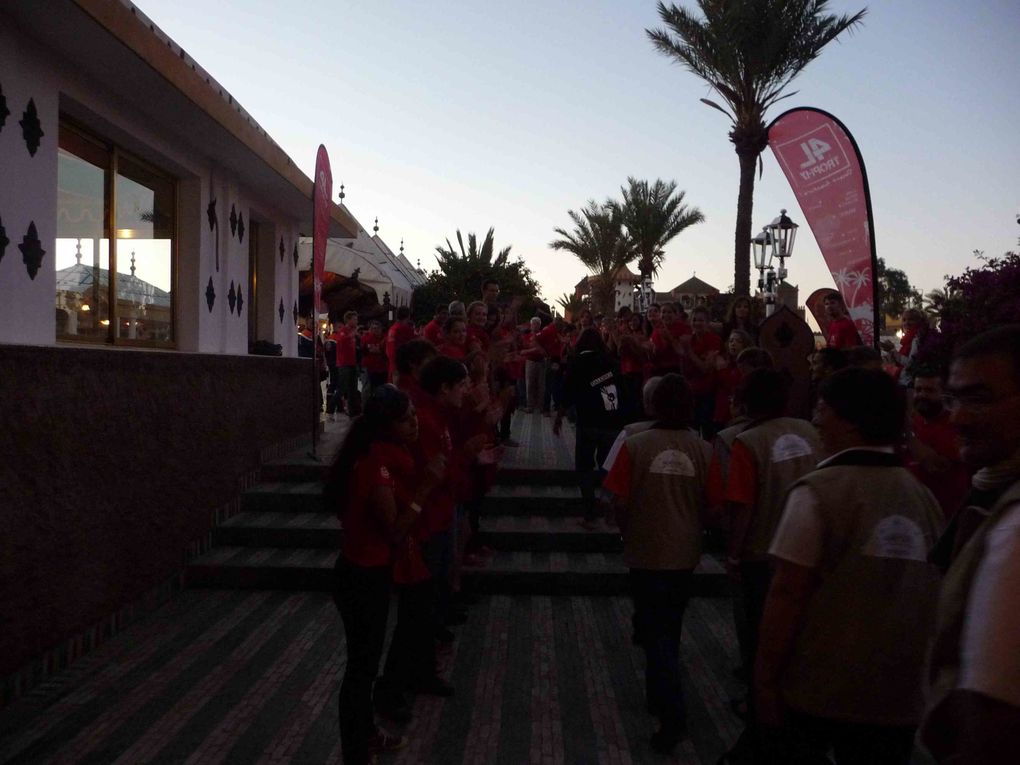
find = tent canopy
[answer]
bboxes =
[298,235,414,307]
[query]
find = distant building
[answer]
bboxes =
[655,275,720,310]
[573,265,641,314]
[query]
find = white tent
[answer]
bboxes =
[297,235,414,307]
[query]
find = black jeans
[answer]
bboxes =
[574,425,618,520]
[337,365,361,416]
[422,529,454,628]
[380,578,438,695]
[630,569,693,733]
[333,559,391,765]
[778,711,916,765]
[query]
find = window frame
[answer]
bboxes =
[57,117,178,349]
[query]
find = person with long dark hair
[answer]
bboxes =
[324,385,442,764]
[722,296,759,346]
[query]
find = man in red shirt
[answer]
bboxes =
[650,303,692,374]
[360,320,388,395]
[909,371,970,519]
[335,310,361,416]
[684,306,723,436]
[535,317,563,415]
[386,306,415,383]
[422,305,448,347]
[824,292,862,349]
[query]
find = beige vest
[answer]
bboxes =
[622,428,711,570]
[735,417,820,560]
[921,479,1020,757]
[782,464,943,724]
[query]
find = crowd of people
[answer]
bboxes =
[318,279,1020,765]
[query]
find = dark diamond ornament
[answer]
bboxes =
[20,98,43,157]
[292,242,298,268]
[19,221,45,279]
[278,236,285,262]
[0,83,10,133]
[278,298,285,323]
[227,281,236,314]
[237,212,245,244]
[236,289,243,314]
[292,301,298,324]
[207,199,217,231]
[205,276,216,312]
[0,215,9,265]
[229,204,237,237]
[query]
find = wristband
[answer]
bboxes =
[410,501,422,515]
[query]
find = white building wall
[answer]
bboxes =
[0,24,60,346]
[0,16,302,356]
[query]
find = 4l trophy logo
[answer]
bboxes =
[777,124,853,191]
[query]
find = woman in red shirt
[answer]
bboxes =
[360,320,389,395]
[713,329,754,429]
[683,306,723,437]
[650,303,691,375]
[438,316,468,360]
[325,385,439,763]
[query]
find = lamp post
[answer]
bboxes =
[752,228,778,316]
[765,208,798,287]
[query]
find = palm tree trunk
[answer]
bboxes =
[733,149,757,297]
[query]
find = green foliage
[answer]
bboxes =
[556,292,587,321]
[550,200,634,315]
[876,257,917,328]
[615,177,704,278]
[413,227,541,321]
[647,0,866,295]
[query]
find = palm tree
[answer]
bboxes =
[616,177,704,296]
[647,0,866,296]
[556,292,587,321]
[435,227,511,273]
[550,200,634,315]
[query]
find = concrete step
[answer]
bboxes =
[493,468,578,486]
[481,485,585,516]
[214,511,341,548]
[185,546,729,596]
[257,463,579,486]
[241,482,324,513]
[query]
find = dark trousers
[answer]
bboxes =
[325,366,340,414]
[630,569,693,733]
[338,365,361,416]
[779,711,916,765]
[381,578,438,694]
[332,559,390,765]
[575,425,617,520]
[422,529,454,628]
[739,559,773,676]
[545,365,563,412]
[621,372,644,422]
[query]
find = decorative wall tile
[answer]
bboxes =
[292,301,298,325]
[0,215,9,265]
[227,281,236,314]
[237,212,245,244]
[292,242,298,268]
[278,236,284,262]
[229,204,237,238]
[278,298,285,323]
[236,289,243,315]
[20,98,43,157]
[0,83,10,133]
[19,221,44,279]
[205,276,216,312]
[206,199,217,232]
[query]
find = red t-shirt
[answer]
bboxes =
[439,343,466,360]
[618,329,645,375]
[413,395,456,538]
[423,319,443,346]
[386,322,416,381]
[723,440,757,507]
[910,411,971,519]
[714,363,742,424]
[466,325,490,354]
[536,323,562,359]
[334,326,357,368]
[650,320,692,371]
[685,331,722,395]
[602,442,633,501]
[360,331,387,375]
[827,316,861,348]
[340,441,415,567]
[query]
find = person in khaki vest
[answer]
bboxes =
[723,368,821,682]
[921,325,1020,764]
[602,373,711,755]
[755,367,943,765]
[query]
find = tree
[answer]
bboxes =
[876,256,916,328]
[647,0,866,296]
[414,228,541,321]
[616,177,705,282]
[550,200,634,316]
[556,292,587,321]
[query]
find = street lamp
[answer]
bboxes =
[765,208,798,285]
[752,228,779,316]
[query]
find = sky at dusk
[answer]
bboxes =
[138,0,1020,309]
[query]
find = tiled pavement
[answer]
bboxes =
[0,591,744,764]
[0,412,749,764]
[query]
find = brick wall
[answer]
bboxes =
[0,344,314,680]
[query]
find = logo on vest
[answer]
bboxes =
[861,515,927,561]
[649,449,696,477]
[771,434,814,463]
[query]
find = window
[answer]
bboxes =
[55,121,176,345]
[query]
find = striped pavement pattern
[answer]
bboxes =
[0,591,746,764]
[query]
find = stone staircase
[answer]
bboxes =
[186,418,728,596]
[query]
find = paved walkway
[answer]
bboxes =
[0,412,749,764]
